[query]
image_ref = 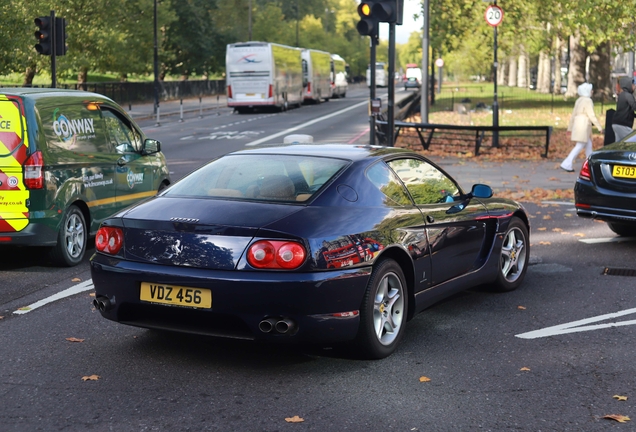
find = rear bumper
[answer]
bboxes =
[90,254,372,344]
[0,221,58,246]
[574,181,636,223]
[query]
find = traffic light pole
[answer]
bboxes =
[50,10,56,88]
[369,36,376,146]
[387,22,395,146]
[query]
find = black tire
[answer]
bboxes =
[355,258,408,359]
[491,217,529,292]
[607,222,636,237]
[49,205,87,267]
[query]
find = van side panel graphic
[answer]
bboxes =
[0,95,30,232]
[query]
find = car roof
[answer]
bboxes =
[231,144,414,162]
[0,87,112,101]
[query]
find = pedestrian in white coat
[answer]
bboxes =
[561,83,603,172]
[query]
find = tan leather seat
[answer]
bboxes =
[258,175,295,200]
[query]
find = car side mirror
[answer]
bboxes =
[470,184,493,199]
[142,138,161,155]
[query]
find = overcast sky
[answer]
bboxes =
[377,0,422,44]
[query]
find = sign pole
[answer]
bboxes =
[369,35,376,146]
[485,2,503,148]
[388,22,395,146]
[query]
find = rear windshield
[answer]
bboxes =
[0,98,26,158]
[165,154,349,202]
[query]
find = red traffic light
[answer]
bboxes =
[34,16,51,55]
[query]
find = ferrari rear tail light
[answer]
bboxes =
[268,84,273,99]
[579,159,591,181]
[247,240,306,270]
[227,85,233,99]
[307,82,311,94]
[96,226,124,255]
[24,151,44,189]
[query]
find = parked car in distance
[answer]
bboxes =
[90,144,530,359]
[575,135,636,236]
[0,88,170,266]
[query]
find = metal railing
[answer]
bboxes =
[6,79,226,105]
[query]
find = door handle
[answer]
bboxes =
[426,215,434,223]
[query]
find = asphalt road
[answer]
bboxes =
[1,86,636,431]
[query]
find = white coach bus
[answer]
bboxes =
[366,62,388,87]
[226,42,303,113]
[301,49,333,103]
[330,54,349,98]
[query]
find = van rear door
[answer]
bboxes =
[0,95,30,233]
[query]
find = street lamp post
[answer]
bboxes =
[153,0,160,125]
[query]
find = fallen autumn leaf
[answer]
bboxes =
[613,395,629,401]
[72,278,81,282]
[518,306,526,310]
[419,376,431,382]
[81,375,100,381]
[285,416,304,423]
[603,414,630,423]
[66,337,85,343]
[520,367,531,371]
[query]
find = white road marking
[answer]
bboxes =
[515,307,636,339]
[13,279,94,315]
[540,201,574,206]
[579,237,636,244]
[245,100,369,146]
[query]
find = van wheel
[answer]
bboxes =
[49,205,87,267]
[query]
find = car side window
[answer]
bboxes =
[366,161,412,206]
[387,158,460,205]
[102,108,142,154]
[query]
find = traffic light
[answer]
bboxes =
[55,17,67,56]
[356,1,378,37]
[34,16,51,55]
[357,1,404,30]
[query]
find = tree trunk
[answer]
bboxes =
[566,32,587,98]
[507,57,517,87]
[517,47,528,88]
[537,50,551,93]
[589,41,612,102]
[77,67,88,90]
[23,65,37,86]
[553,36,563,95]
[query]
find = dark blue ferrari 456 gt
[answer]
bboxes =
[90,144,530,359]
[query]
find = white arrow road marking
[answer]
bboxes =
[13,279,94,315]
[515,307,636,339]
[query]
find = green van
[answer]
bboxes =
[0,88,170,266]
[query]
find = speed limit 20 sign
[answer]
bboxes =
[485,4,503,27]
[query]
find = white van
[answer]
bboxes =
[226,42,303,113]
[405,67,422,90]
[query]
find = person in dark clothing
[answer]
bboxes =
[612,76,636,141]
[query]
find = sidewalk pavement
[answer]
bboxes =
[125,94,578,195]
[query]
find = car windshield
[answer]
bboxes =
[164,153,348,202]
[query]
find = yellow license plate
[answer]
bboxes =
[245,93,255,96]
[140,282,211,309]
[612,165,636,179]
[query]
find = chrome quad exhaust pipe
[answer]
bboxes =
[93,296,114,312]
[259,316,297,334]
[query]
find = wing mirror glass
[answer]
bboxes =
[471,184,493,199]
[142,138,161,155]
